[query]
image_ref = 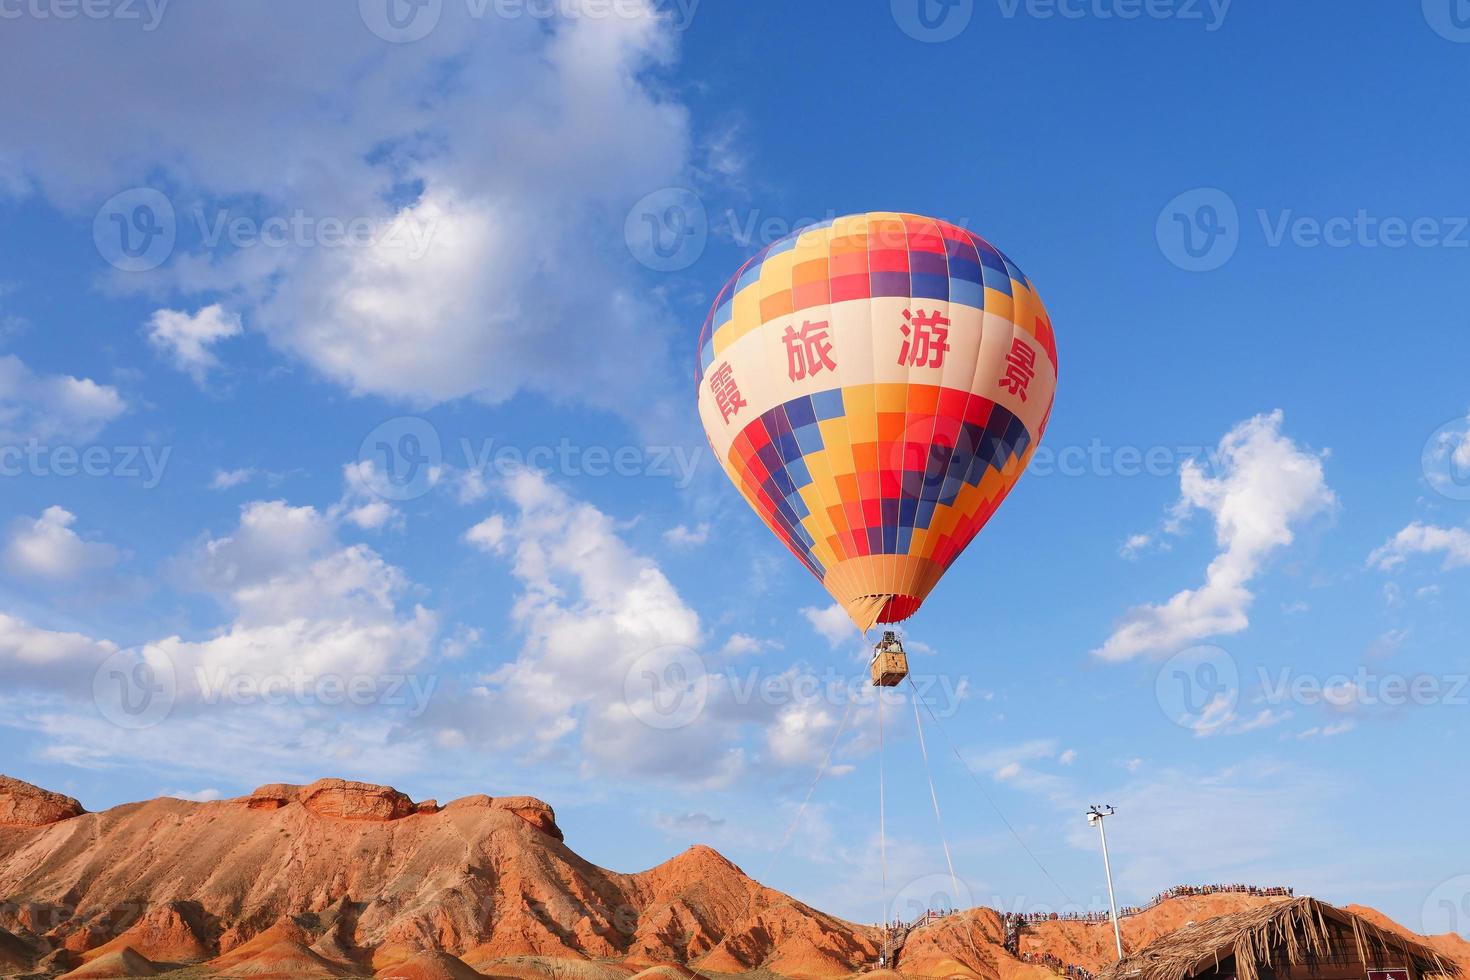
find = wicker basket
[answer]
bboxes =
[870,631,909,688]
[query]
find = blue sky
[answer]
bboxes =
[2,0,1469,940]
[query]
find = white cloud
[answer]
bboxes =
[210,468,256,490]
[437,469,860,785]
[1296,721,1355,739]
[1119,533,1152,560]
[765,701,842,768]
[663,522,711,548]
[1058,748,1077,765]
[464,514,510,554]
[0,612,116,674]
[1368,522,1470,571]
[802,603,855,648]
[144,304,242,385]
[4,506,120,580]
[165,498,437,685]
[720,633,763,656]
[1095,411,1335,661]
[161,787,224,802]
[344,500,395,531]
[2,5,694,422]
[0,354,126,443]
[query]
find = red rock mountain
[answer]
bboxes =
[0,776,1461,980]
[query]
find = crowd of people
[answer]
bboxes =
[1002,883,1295,925]
[874,885,1295,974]
[1019,951,1096,980]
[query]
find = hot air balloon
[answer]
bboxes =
[696,212,1057,665]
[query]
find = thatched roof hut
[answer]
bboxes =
[1098,898,1458,980]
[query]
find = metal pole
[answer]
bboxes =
[1092,808,1124,960]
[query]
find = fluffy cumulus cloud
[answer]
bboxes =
[0,612,117,680]
[0,355,126,443]
[439,469,869,785]
[1367,523,1470,572]
[164,499,437,685]
[1095,412,1335,661]
[803,603,856,648]
[0,3,694,423]
[4,506,120,580]
[145,304,242,385]
[0,488,443,781]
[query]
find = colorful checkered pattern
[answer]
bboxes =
[695,212,1057,630]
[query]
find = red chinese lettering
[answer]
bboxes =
[999,336,1037,401]
[710,362,747,424]
[898,308,951,368]
[783,319,837,381]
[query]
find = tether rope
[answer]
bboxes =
[910,687,961,916]
[905,676,1078,908]
[878,681,889,934]
[759,694,858,884]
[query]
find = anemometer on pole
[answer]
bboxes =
[1087,805,1124,961]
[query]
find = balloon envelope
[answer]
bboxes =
[696,212,1057,631]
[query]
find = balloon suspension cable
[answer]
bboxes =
[732,691,859,949]
[909,685,983,961]
[905,676,1078,908]
[760,694,858,886]
[878,677,889,935]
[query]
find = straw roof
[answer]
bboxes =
[1097,898,1458,980]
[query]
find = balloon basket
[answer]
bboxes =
[870,631,909,688]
